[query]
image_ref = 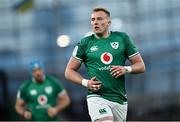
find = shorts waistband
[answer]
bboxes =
[87,94,101,99]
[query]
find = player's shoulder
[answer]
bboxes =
[19,79,31,89]
[82,34,94,40]
[111,31,131,42]
[80,34,94,44]
[111,31,128,37]
[46,75,56,81]
[46,75,60,83]
[46,75,63,87]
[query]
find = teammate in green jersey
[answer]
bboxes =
[65,7,145,122]
[15,60,70,121]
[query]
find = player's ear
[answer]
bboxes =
[108,20,111,25]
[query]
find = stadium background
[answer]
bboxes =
[0,0,180,121]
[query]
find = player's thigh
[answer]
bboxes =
[87,97,113,122]
[112,103,128,122]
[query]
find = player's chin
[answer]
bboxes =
[36,77,43,82]
[93,29,100,33]
[94,30,102,33]
[94,32,104,37]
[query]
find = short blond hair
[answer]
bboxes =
[92,7,110,17]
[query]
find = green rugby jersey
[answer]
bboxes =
[73,31,139,104]
[17,75,64,121]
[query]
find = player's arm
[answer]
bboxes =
[55,90,70,112]
[15,98,32,119]
[48,90,70,117]
[65,57,101,91]
[65,57,83,85]
[15,98,26,116]
[110,54,145,78]
[128,53,145,73]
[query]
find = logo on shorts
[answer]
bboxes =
[100,52,113,64]
[99,108,107,114]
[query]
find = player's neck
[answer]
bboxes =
[95,31,110,39]
[32,75,46,83]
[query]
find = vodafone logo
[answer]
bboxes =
[100,52,113,64]
[38,95,47,105]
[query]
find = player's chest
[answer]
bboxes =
[86,40,125,59]
[27,83,55,100]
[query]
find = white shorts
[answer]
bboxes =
[87,95,128,122]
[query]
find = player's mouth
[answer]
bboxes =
[94,26,100,30]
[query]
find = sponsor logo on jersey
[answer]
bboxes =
[98,65,111,71]
[111,42,119,49]
[36,104,50,109]
[30,89,37,96]
[45,86,52,94]
[100,52,113,64]
[38,95,47,105]
[90,46,98,52]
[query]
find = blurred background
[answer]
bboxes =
[0,0,180,121]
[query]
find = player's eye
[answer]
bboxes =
[91,18,95,21]
[97,17,103,20]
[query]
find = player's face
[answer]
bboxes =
[91,11,111,37]
[32,68,44,82]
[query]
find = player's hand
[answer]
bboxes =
[88,76,102,91]
[110,65,126,78]
[48,107,58,118]
[23,110,32,120]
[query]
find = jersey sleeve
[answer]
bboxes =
[49,76,64,96]
[124,33,139,58]
[17,81,28,101]
[72,38,87,61]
